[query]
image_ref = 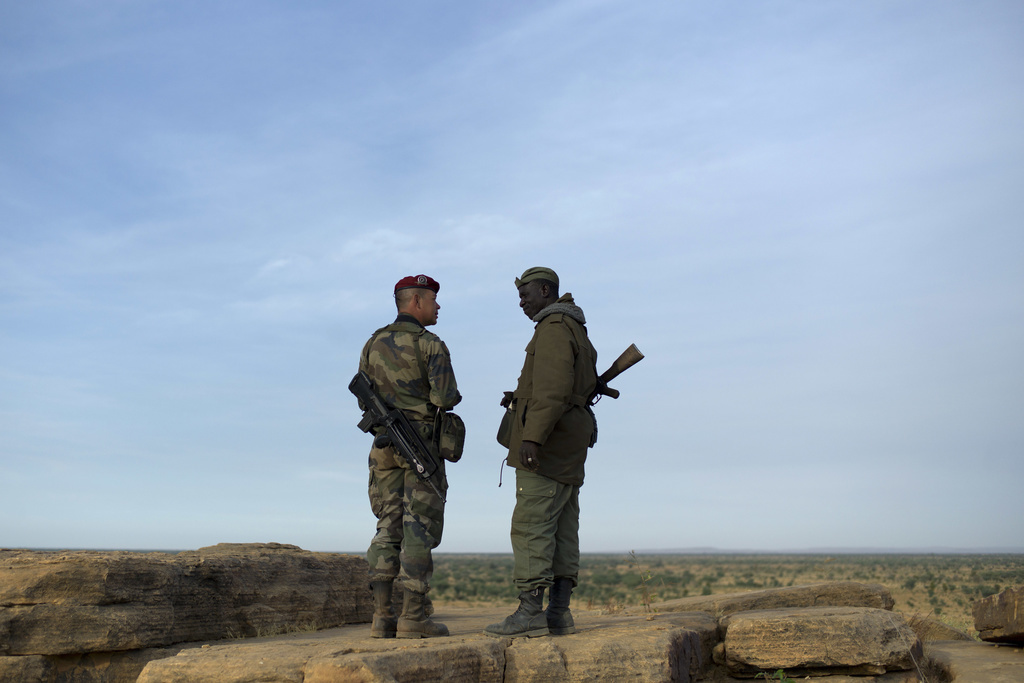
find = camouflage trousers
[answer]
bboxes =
[366,444,447,595]
[510,469,580,592]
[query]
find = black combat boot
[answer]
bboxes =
[369,580,397,638]
[483,587,550,638]
[396,589,449,638]
[546,577,576,635]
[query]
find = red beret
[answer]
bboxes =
[394,274,440,294]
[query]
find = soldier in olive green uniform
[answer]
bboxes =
[359,274,461,639]
[485,267,598,638]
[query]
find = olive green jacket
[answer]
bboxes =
[506,294,598,485]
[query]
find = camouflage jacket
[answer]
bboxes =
[506,294,597,485]
[359,314,462,425]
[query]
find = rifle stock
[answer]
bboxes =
[595,343,644,400]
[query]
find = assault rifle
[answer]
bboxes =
[349,370,446,502]
[591,343,644,402]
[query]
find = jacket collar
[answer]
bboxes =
[394,313,424,328]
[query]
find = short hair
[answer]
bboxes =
[394,288,415,311]
[395,287,435,311]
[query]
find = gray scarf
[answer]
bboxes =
[533,301,586,325]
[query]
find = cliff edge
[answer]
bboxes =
[2,543,1021,682]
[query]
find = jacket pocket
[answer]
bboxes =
[439,411,466,462]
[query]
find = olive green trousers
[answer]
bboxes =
[510,469,580,591]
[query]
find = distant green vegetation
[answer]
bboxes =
[430,552,1024,635]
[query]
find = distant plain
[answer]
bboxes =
[430,552,1024,637]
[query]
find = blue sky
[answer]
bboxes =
[2,1,1022,554]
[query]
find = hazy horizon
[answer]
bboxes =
[11,545,1024,557]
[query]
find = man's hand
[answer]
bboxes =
[500,391,514,408]
[520,440,540,471]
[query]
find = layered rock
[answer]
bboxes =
[134,610,719,683]
[3,545,1021,683]
[925,640,1024,683]
[904,613,974,642]
[503,612,717,682]
[137,634,511,683]
[0,543,371,657]
[714,606,922,677]
[0,648,183,683]
[973,586,1024,644]
[647,581,894,616]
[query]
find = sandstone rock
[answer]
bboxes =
[4,549,1019,683]
[973,586,1024,644]
[0,543,371,656]
[1,648,184,683]
[138,636,340,683]
[926,640,1024,683]
[0,654,52,682]
[648,581,894,616]
[703,670,921,682]
[138,608,718,683]
[903,612,974,642]
[717,606,922,677]
[305,640,507,683]
[510,634,688,682]
[139,636,510,683]
[504,615,711,682]
[759,673,920,682]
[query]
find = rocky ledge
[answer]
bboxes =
[1,544,1022,682]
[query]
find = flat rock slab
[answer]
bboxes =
[717,606,922,677]
[503,612,717,682]
[6,604,1019,683]
[904,614,974,642]
[974,586,1024,644]
[703,670,921,682]
[0,543,372,655]
[0,648,182,683]
[926,640,1024,683]
[136,607,719,683]
[645,581,894,617]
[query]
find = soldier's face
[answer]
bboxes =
[415,291,439,326]
[518,281,546,319]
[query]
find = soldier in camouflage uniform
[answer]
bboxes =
[485,267,598,639]
[359,274,461,639]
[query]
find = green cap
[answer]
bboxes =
[515,266,559,288]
